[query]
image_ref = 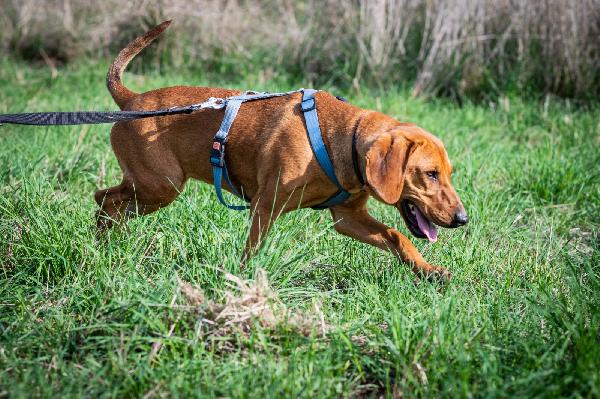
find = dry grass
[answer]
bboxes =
[145,269,329,359]
[1,0,598,99]
[178,269,329,340]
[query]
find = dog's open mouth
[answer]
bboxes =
[400,200,438,242]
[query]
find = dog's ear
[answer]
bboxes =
[365,133,411,204]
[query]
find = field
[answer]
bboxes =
[0,59,599,398]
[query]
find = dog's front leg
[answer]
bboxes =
[330,201,451,281]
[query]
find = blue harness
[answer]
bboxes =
[209,88,355,210]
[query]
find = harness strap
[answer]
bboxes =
[301,89,351,209]
[210,99,250,210]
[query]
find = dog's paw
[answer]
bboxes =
[427,267,452,283]
[414,265,452,284]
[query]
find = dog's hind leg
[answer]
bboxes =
[94,173,184,233]
[94,180,132,231]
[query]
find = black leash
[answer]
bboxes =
[0,104,201,126]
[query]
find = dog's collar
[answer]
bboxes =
[339,94,366,191]
[352,131,366,189]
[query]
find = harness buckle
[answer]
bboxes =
[301,97,316,112]
[210,137,227,167]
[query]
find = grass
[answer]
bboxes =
[0,58,599,398]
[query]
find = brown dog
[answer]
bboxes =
[96,21,468,280]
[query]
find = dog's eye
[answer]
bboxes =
[426,171,439,181]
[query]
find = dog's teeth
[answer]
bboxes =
[408,204,416,214]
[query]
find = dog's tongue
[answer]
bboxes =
[414,207,438,242]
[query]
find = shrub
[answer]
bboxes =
[1,0,598,100]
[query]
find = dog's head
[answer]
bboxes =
[364,124,467,242]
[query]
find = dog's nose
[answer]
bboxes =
[450,209,468,227]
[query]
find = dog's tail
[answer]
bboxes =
[107,20,172,109]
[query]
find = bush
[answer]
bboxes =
[1,0,599,100]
